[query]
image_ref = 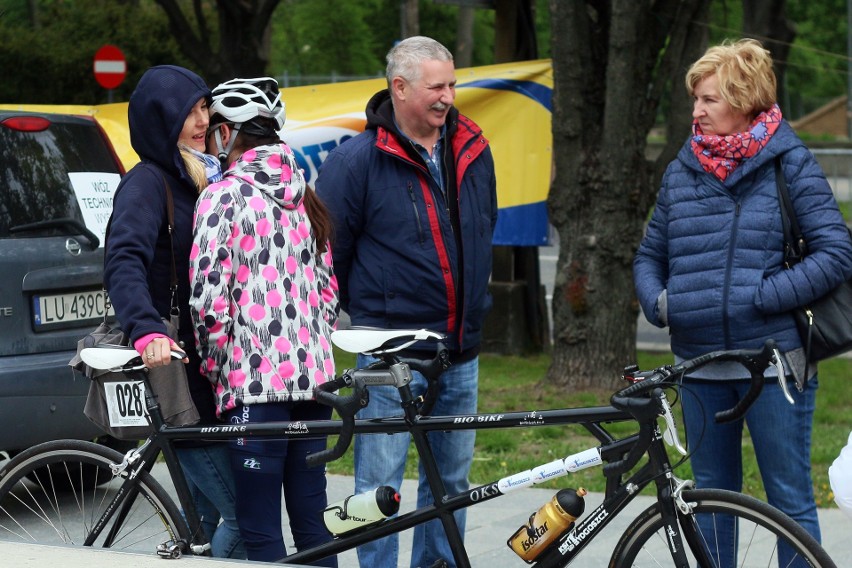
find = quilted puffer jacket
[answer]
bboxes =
[634,120,852,359]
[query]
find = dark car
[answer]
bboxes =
[0,111,134,456]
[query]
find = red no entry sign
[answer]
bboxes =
[93,45,127,89]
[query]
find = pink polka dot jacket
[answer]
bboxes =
[189,143,339,417]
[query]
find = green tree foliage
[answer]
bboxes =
[270,0,385,79]
[0,0,188,104]
[0,0,550,103]
[267,0,502,82]
[702,0,848,121]
[785,0,848,118]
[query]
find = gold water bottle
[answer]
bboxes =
[507,487,587,562]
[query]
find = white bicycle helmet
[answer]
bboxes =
[210,77,285,128]
[209,77,285,161]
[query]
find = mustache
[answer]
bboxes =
[430,102,449,111]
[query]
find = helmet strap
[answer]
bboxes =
[213,123,241,164]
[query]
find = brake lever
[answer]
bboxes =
[772,347,795,405]
[659,391,687,455]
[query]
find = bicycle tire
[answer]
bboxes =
[0,439,191,555]
[609,488,836,568]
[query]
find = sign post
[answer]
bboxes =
[93,45,127,102]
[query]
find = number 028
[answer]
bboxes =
[116,382,145,417]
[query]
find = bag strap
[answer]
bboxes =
[101,169,181,326]
[774,157,808,265]
[775,157,813,361]
[161,174,180,317]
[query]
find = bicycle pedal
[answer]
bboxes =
[156,539,184,559]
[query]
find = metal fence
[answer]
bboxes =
[275,71,383,88]
[811,149,852,212]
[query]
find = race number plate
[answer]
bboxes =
[104,380,149,428]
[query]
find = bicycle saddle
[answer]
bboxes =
[331,327,444,354]
[79,346,140,370]
[79,346,185,371]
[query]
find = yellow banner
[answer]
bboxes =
[1,59,552,245]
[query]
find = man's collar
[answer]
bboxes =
[392,113,446,150]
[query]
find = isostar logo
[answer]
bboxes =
[520,521,549,551]
[558,508,609,554]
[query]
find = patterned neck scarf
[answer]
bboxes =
[691,104,782,181]
[185,146,223,184]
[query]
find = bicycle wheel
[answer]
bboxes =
[609,488,836,568]
[0,440,190,555]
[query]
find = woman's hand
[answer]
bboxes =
[143,336,189,367]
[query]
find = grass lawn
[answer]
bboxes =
[327,347,852,509]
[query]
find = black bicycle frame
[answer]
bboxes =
[91,366,670,567]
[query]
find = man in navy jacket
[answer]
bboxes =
[316,36,497,568]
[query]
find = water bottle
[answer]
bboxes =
[507,487,587,562]
[322,485,401,535]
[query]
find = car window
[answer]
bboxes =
[0,116,122,239]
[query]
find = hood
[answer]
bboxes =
[365,89,395,132]
[128,65,211,175]
[225,143,306,209]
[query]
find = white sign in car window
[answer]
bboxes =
[68,172,121,248]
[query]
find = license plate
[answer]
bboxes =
[33,289,113,327]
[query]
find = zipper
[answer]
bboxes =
[407,182,425,245]
[722,202,742,348]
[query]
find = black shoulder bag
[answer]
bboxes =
[775,157,852,362]
[70,175,200,440]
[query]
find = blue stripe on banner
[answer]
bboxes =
[493,201,550,246]
[459,79,552,112]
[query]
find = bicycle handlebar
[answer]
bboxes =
[305,344,450,466]
[306,375,369,468]
[605,339,783,476]
[400,346,451,415]
[612,339,781,422]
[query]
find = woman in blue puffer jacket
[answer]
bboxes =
[634,39,852,566]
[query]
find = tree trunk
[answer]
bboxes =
[495,0,538,62]
[546,0,711,390]
[154,0,280,84]
[456,6,475,68]
[742,0,796,116]
[401,0,419,38]
[655,2,710,182]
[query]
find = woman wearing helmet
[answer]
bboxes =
[189,76,339,565]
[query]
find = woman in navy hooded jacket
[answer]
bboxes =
[634,39,852,565]
[103,65,243,558]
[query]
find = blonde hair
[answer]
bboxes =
[179,145,208,193]
[685,38,776,116]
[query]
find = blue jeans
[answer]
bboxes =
[353,354,478,568]
[227,402,337,566]
[177,444,245,559]
[681,377,820,567]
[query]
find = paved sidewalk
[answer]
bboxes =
[5,471,849,567]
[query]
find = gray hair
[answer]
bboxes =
[386,36,453,87]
